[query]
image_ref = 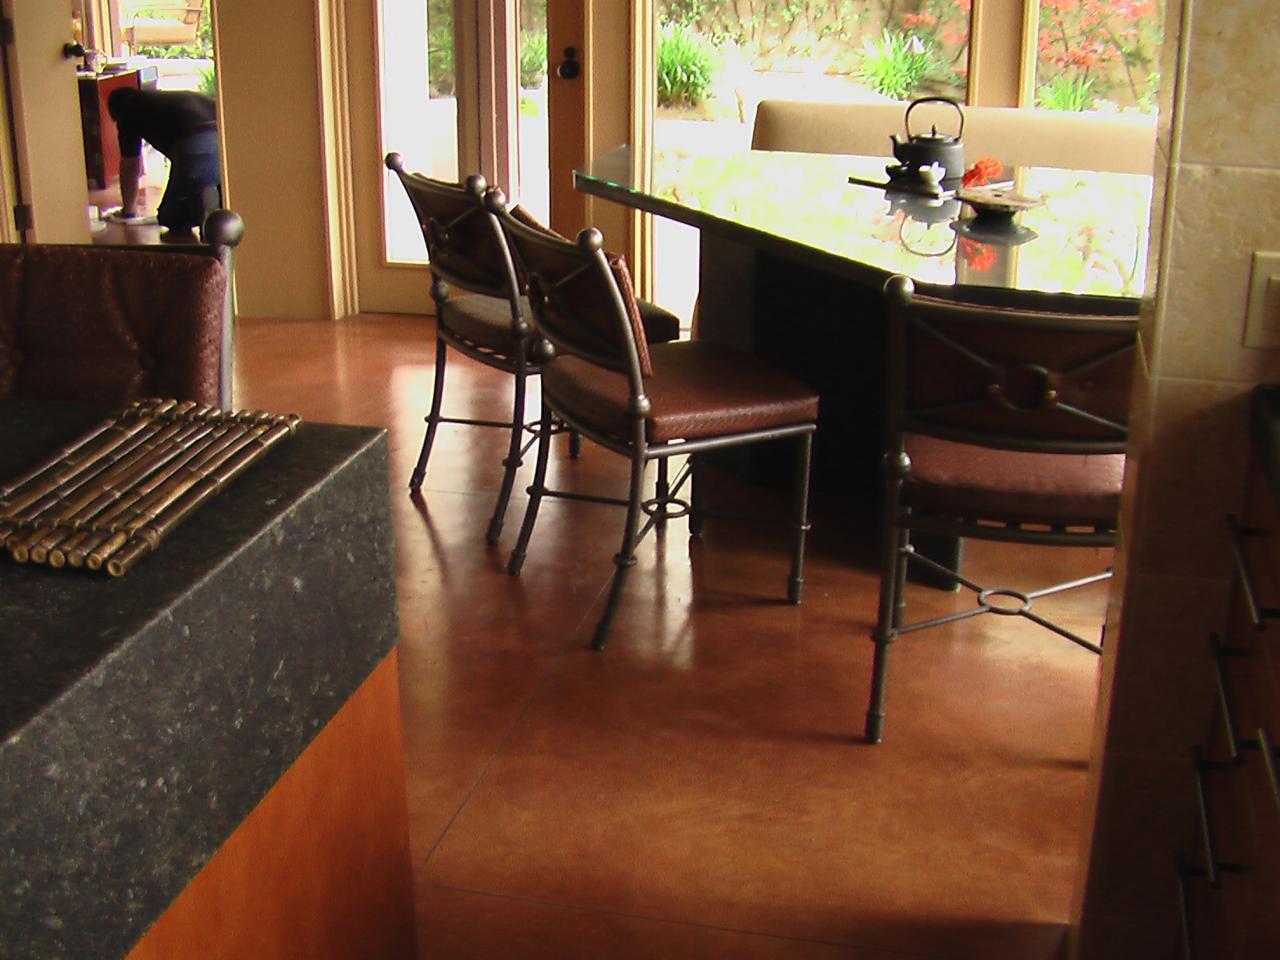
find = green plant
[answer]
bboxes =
[657,22,716,108]
[1036,71,1096,111]
[519,31,548,89]
[427,0,455,97]
[858,29,935,101]
[196,62,216,97]
[134,7,214,59]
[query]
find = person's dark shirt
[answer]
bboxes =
[110,90,216,159]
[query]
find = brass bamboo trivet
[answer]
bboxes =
[0,399,302,577]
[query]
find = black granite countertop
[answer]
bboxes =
[0,399,400,959]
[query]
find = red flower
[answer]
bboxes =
[962,156,1003,188]
[958,237,996,271]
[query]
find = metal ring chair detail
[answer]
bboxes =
[488,189,820,650]
[385,154,680,545]
[865,274,1138,744]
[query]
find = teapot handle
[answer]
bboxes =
[904,97,965,140]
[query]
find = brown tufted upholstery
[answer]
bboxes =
[0,244,225,406]
[492,194,819,651]
[863,274,1138,745]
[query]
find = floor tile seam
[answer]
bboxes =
[409,575,614,882]
[412,880,952,960]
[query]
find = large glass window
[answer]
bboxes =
[1034,0,1165,113]
[650,1,975,319]
[380,0,460,263]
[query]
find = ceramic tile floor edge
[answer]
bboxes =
[408,574,611,879]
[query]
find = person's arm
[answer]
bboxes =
[118,154,142,217]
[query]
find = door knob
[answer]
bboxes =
[556,47,581,80]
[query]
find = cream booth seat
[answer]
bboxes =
[751,98,1156,175]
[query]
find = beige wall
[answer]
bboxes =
[1073,0,1280,954]
[216,0,333,320]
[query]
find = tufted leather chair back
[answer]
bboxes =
[492,200,653,383]
[885,276,1138,454]
[0,244,226,407]
[386,160,518,304]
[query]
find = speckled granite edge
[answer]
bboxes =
[0,421,400,960]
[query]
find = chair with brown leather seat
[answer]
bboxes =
[0,211,243,410]
[864,275,1138,744]
[385,154,680,545]
[488,189,820,650]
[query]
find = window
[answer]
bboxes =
[1034,0,1164,113]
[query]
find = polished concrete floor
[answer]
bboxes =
[235,312,1109,960]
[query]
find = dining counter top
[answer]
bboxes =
[576,145,1153,301]
[0,400,401,958]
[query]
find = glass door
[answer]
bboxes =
[350,0,550,313]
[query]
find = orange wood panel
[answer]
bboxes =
[126,650,417,960]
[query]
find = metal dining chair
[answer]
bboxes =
[386,154,679,545]
[488,189,820,650]
[864,275,1138,744]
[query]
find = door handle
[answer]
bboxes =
[556,47,581,80]
[63,42,86,59]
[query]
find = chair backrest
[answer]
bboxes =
[751,99,1156,175]
[487,191,654,384]
[885,275,1138,455]
[91,208,244,408]
[384,153,520,306]
[0,242,230,407]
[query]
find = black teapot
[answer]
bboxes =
[890,97,966,182]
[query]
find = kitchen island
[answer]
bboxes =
[0,400,416,959]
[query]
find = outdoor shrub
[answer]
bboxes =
[520,31,548,89]
[427,0,455,97]
[134,7,213,59]
[858,30,935,101]
[657,22,716,108]
[1036,72,1096,111]
[1036,0,1164,112]
[197,63,216,98]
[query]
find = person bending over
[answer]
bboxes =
[106,87,220,239]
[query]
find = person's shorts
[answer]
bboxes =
[157,128,222,233]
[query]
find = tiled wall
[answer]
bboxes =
[1073,0,1280,955]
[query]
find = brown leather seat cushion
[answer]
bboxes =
[902,433,1124,529]
[442,293,681,355]
[541,340,818,443]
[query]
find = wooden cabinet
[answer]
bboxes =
[1178,401,1280,959]
[77,69,143,189]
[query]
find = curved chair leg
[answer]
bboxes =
[865,534,907,745]
[591,450,647,651]
[688,453,704,539]
[655,457,670,531]
[787,432,813,604]
[507,405,553,576]
[409,335,448,492]
[866,451,913,744]
[487,365,528,545]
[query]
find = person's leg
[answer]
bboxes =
[156,129,221,236]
